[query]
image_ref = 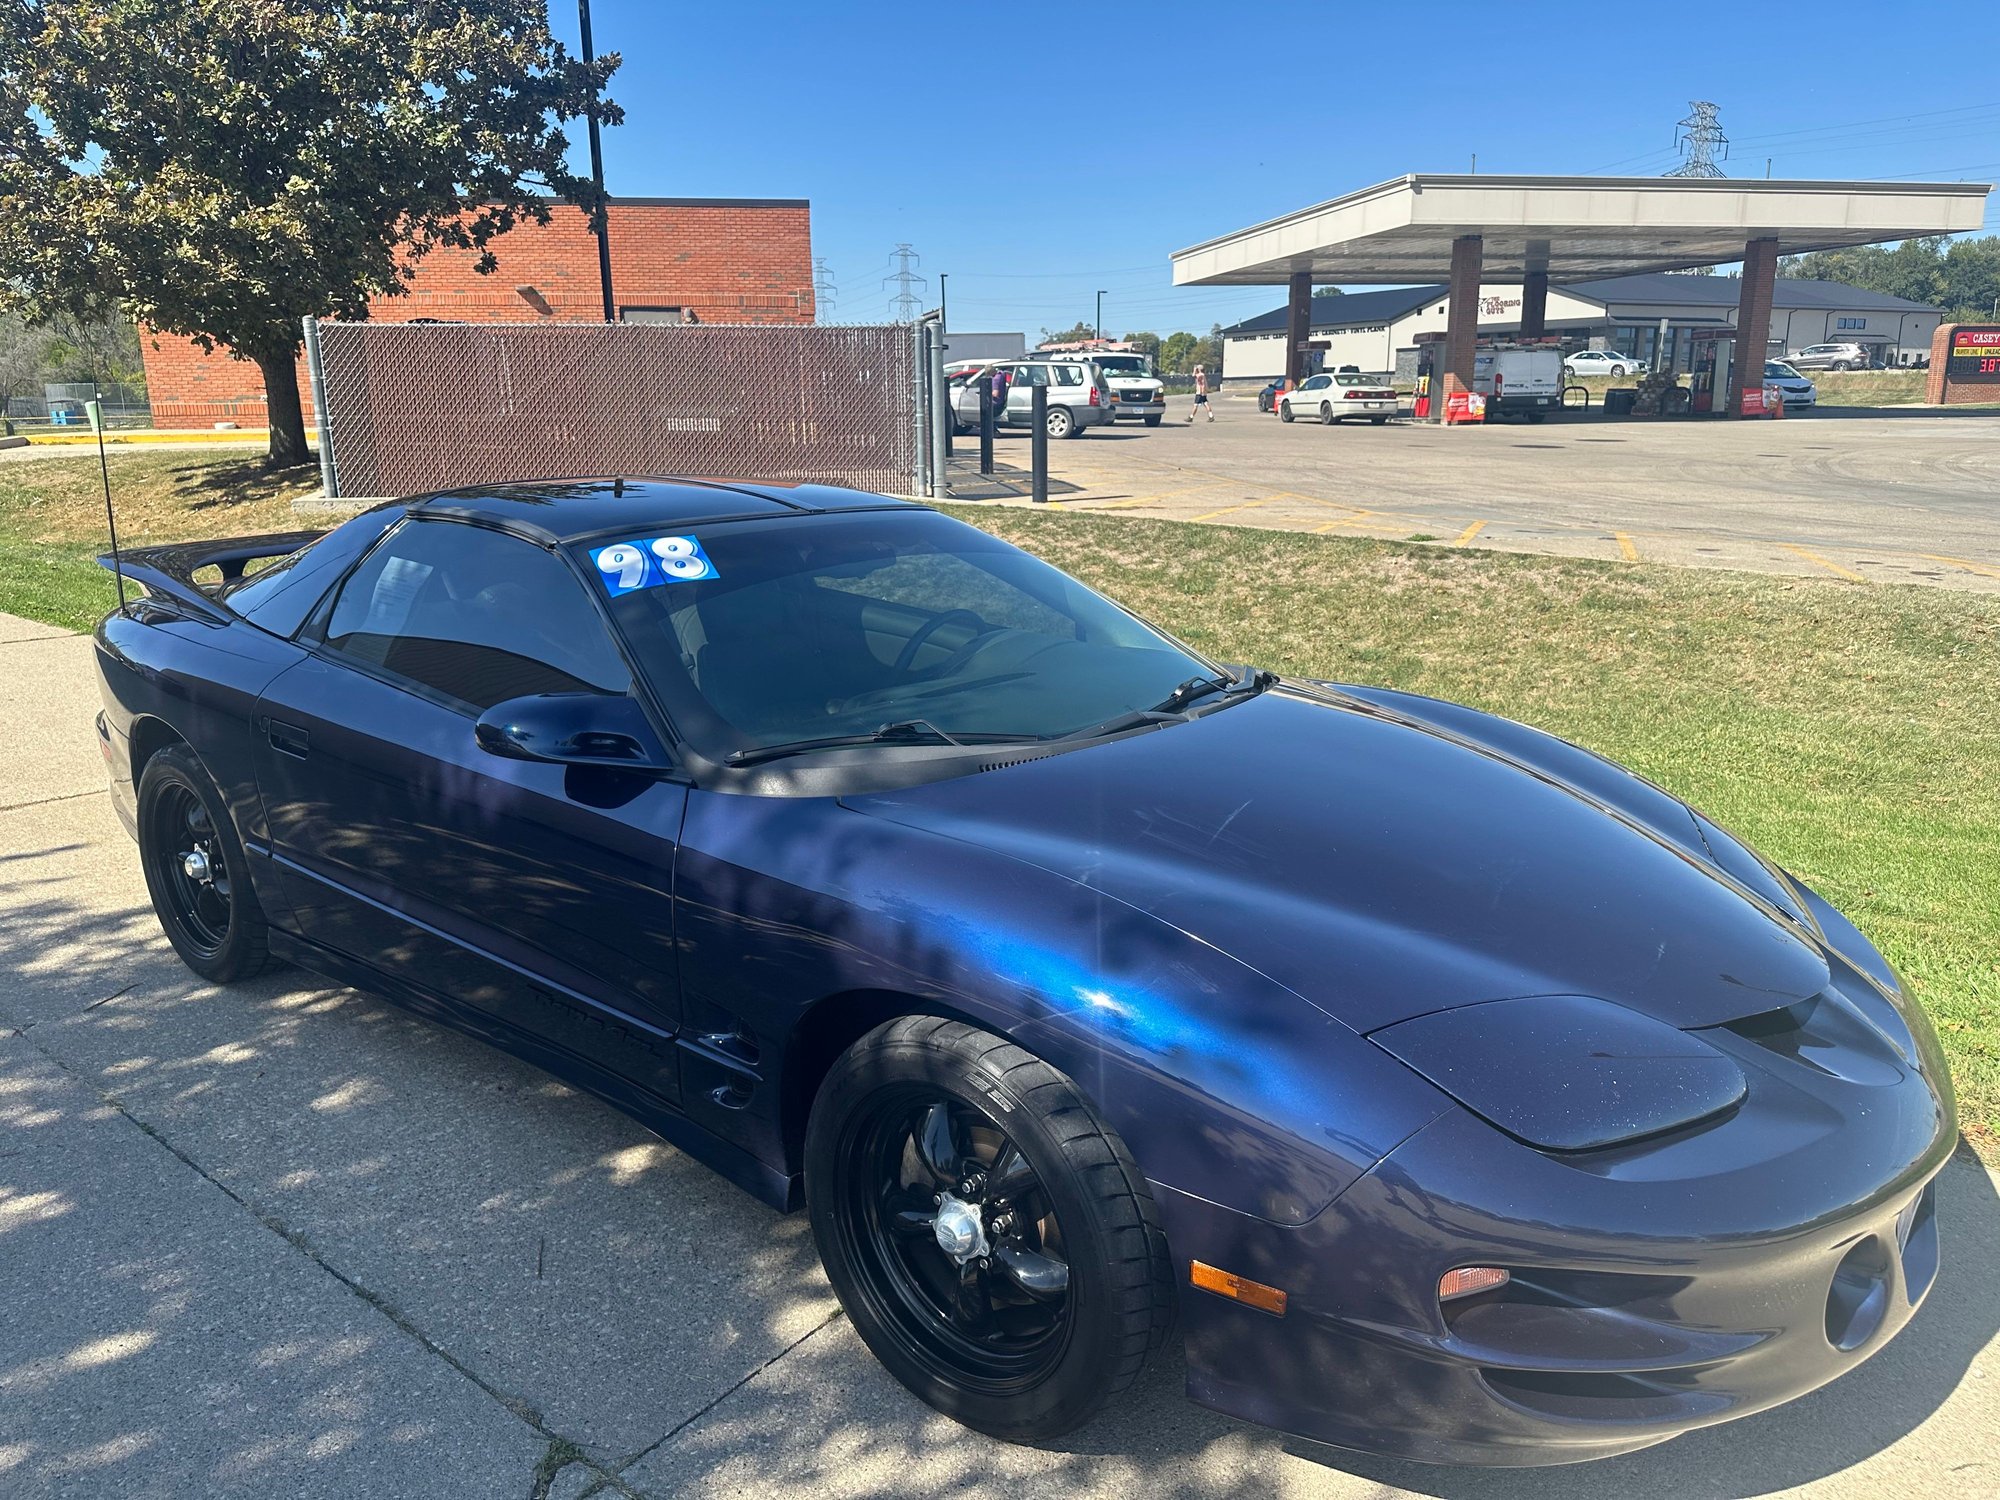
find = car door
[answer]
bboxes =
[253,515,687,1103]
[1005,363,1048,425]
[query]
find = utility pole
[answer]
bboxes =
[883,244,926,324]
[1667,101,1729,179]
[1095,290,1106,341]
[577,0,616,322]
[812,258,836,321]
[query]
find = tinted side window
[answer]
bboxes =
[325,520,632,710]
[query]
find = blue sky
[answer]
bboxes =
[565,1,2000,337]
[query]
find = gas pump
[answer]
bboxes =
[1689,329,1734,415]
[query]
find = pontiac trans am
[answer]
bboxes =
[91,478,1953,1464]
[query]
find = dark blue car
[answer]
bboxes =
[92,478,1954,1464]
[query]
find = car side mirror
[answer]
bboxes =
[474,693,672,771]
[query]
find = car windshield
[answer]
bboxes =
[1336,374,1389,387]
[579,509,1220,759]
[1766,362,1801,378]
[1091,355,1153,378]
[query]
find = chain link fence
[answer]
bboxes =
[307,320,923,500]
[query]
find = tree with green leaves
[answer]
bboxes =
[1121,331,1162,365]
[1312,285,1344,298]
[1038,320,1099,347]
[0,2,618,468]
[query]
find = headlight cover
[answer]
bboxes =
[1369,995,1747,1152]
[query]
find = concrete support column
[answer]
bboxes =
[1285,271,1312,386]
[1729,237,1780,415]
[1520,271,1548,339]
[1442,235,1483,397]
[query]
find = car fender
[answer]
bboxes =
[673,789,1451,1226]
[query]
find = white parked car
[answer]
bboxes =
[1278,372,1397,425]
[1762,360,1817,408]
[1562,349,1646,379]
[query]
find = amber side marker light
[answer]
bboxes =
[1189,1260,1287,1316]
[1439,1266,1511,1302]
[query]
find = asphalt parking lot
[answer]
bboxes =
[3,608,1997,1500]
[950,401,2000,592]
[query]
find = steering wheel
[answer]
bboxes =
[893,609,988,675]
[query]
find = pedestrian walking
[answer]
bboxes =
[1187,364,1213,423]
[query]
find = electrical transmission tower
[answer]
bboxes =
[1667,101,1729,178]
[812,257,836,320]
[883,244,926,323]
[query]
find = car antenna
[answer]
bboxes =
[88,385,128,613]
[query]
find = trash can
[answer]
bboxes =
[1603,387,1638,417]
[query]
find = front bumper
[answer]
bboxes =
[1157,992,1955,1465]
[1112,400,1166,419]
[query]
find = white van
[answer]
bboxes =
[1472,346,1564,422]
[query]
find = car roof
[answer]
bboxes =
[408,477,920,546]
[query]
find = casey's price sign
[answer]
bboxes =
[1947,326,2000,382]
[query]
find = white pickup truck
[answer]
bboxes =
[1472,345,1563,422]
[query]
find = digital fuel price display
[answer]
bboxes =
[1946,326,2000,382]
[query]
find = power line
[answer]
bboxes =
[882,244,926,323]
[1667,101,1729,178]
[812,257,836,320]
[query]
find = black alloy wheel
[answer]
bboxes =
[807,1018,1171,1441]
[137,744,272,983]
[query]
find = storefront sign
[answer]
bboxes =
[1945,326,2000,382]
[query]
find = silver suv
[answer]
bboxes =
[948,359,1114,439]
[1784,342,1875,371]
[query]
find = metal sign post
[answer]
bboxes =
[301,316,339,499]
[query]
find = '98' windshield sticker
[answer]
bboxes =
[590,535,719,595]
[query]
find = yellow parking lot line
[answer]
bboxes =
[1310,511,1378,534]
[1188,498,1274,524]
[1920,553,2000,580]
[1453,520,1488,547]
[1615,532,1640,562]
[1080,480,1231,511]
[1780,543,1868,583]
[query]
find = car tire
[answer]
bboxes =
[1370,416,1388,425]
[1831,361,1850,372]
[1610,364,1626,377]
[137,744,273,984]
[1143,414,1162,427]
[1319,402,1336,425]
[1046,407,1075,440]
[806,1017,1173,1443]
[1278,402,1294,423]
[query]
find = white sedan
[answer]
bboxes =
[1278,373,1398,425]
[1563,349,1647,379]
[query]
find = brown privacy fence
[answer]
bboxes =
[305,320,922,499]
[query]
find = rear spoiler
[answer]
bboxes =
[97,530,325,623]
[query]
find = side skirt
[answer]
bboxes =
[265,928,803,1212]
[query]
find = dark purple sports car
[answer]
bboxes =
[92,478,1953,1465]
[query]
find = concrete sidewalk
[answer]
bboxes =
[2,610,1996,1498]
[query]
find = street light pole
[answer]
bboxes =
[1095,290,1106,341]
[578,0,615,324]
[939,274,947,335]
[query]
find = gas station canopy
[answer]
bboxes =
[1171,174,1993,286]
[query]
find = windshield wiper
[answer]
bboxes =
[1149,673,1236,715]
[725,720,1025,768]
[1059,667,1278,745]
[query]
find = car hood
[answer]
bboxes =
[847,686,1830,1035]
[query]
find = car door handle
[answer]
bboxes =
[264,718,310,760]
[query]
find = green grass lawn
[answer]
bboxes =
[2,454,1993,1149]
[0,452,313,630]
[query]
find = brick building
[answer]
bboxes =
[140,197,814,425]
